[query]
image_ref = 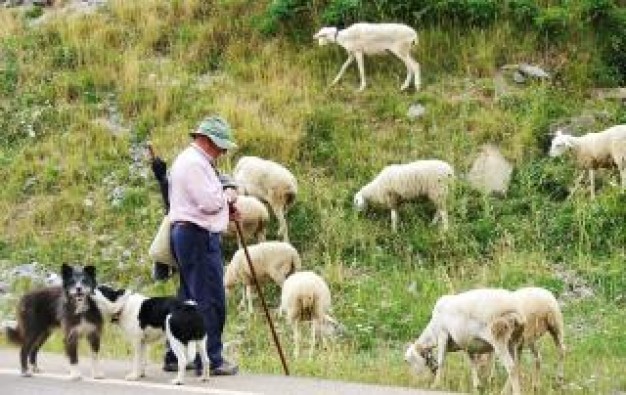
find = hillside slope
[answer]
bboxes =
[0,0,625,393]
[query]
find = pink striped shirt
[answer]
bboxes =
[168,143,228,232]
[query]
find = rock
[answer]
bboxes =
[407,103,426,119]
[467,144,513,196]
[518,63,550,79]
[512,70,526,84]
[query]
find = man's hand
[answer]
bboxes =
[228,199,241,222]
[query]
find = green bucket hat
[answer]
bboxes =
[191,116,237,150]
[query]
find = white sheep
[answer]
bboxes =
[224,241,301,314]
[473,287,566,392]
[313,22,420,91]
[279,271,339,358]
[549,125,626,198]
[233,156,298,242]
[354,159,454,232]
[224,195,269,246]
[404,288,525,395]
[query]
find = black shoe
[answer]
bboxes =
[210,360,238,376]
[162,362,197,372]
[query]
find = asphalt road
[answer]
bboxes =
[0,348,462,395]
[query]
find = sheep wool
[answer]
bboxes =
[313,22,420,91]
[233,156,297,242]
[355,159,454,231]
[224,195,269,246]
[549,124,626,198]
[224,241,301,314]
[279,271,334,358]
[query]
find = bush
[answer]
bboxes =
[534,7,571,39]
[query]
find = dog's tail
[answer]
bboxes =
[2,320,23,344]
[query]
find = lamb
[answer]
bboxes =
[278,271,339,358]
[473,287,566,392]
[549,125,626,198]
[354,159,454,232]
[313,22,420,92]
[404,288,525,395]
[233,156,298,242]
[224,241,301,314]
[224,195,269,246]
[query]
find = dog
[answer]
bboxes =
[94,285,209,385]
[5,263,104,380]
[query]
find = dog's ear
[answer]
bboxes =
[61,263,73,281]
[84,265,96,280]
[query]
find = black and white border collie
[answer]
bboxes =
[5,264,104,380]
[94,285,209,385]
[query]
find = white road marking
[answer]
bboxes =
[0,369,263,395]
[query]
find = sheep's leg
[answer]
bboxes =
[431,332,448,389]
[246,285,254,314]
[548,325,566,387]
[293,323,300,358]
[308,320,317,359]
[466,352,482,392]
[408,56,421,91]
[354,51,366,91]
[272,204,289,242]
[528,342,541,392]
[331,54,355,87]
[588,169,596,199]
[390,49,413,91]
[620,164,626,191]
[567,172,585,199]
[390,209,398,232]
[493,343,520,395]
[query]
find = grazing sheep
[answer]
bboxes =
[279,271,339,358]
[467,144,514,196]
[549,125,626,198]
[474,287,566,392]
[404,288,525,395]
[233,156,298,242]
[354,159,454,232]
[224,195,269,246]
[313,22,420,91]
[224,241,301,314]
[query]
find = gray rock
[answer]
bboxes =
[512,71,526,84]
[519,63,550,79]
[467,144,513,196]
[407,103,426,119]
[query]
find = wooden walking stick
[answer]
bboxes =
[230,202,290,376]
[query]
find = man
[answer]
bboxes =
[163,115,239,376]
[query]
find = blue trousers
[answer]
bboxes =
[164,222,225,368]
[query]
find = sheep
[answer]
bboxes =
[224,241,301,314]
[224,195,270,246]
[473,287,566,392]
[313,22,420,92]
[549,125,626,198]
[404,288,525,395]
[353,159,454,232]
[278,271,339,358]
[233,156,298,242]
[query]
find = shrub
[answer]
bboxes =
[534,7,571,40]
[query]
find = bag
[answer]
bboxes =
[149,216,177,267]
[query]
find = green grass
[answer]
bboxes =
[1,0,625,393]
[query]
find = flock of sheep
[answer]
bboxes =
[216,21,626,394]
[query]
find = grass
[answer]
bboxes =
[1,0,625,393]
